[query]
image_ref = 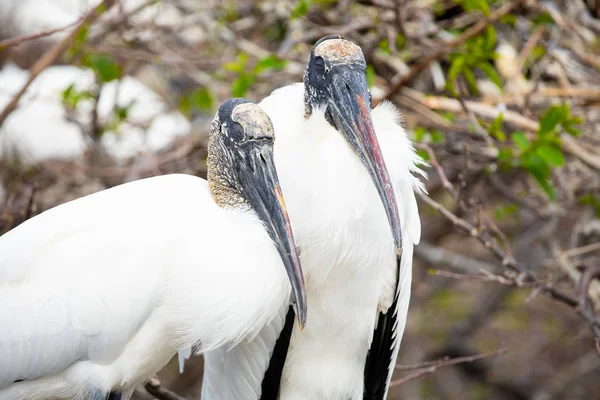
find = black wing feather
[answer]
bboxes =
[259,306,295,400]
[363,255,401,400]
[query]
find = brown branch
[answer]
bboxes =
[390,348,509,387]
[563,242,600,259]
[376,0,521,103]
[0,20,80,51]
[414,143,456,198]
[417,191,591,311]
[430,269,536,288]
[0,0,116,129]
[144,377,188,400]
[578,266,600,348]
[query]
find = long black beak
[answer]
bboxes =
[238,144,307,328]
[328,67,403,254]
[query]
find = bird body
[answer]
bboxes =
[267,84,423,400]
[0,99,306,399]
[0,174,289,399]
[202,82,424,400]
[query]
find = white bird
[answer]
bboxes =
[0,99,307,400]
[202,36,425,400]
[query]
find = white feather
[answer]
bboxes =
[0,174,291,400]
[201,83,423,400]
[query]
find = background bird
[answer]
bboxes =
[201,36,425,400]
[0,98,306,400]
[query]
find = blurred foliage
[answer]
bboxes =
[497,103,582,200]
[446,26,501,95]
[224,53,287,97]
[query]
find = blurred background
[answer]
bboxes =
[1,0,600,399]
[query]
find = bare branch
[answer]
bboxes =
[0,0,117,129]
[390,348,509,387]
[0,20,80,51]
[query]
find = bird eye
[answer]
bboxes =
[314,56,325,76]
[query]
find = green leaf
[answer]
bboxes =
[521,152,556,199]
[253,54,286,74]
[539,105,564,136]
[500,14,517,26]
[495,203,519,221]
[416,148,430,162]
[462,66,478,94]
[497,147,513,162]
[488,113,506,141]
[530,169,556,200]
[62,83,75,104]
[414,127,427,143]
[512,131,530,152]
[84,54,121,82]
[463,0,490,15]
[115,104,130,122]
[446,56,465,95]
[179,95,191,116]
[484,25,496,52]
[191,88,214,111]
[479,61,503,89]
[533,12,554,26]
[223,53,248,73]
[535,144,565,166]
[366,64,375,88]
[395,33,406,50]
[521,152,550,178]
[430,130,445,144]
[378,38,391,54]
[291,0,312,19]
[563,122,581,136]
[232,73,254,97]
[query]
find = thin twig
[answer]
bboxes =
[0,0,116,129]
[563,242,600,258]
[390,348,509,386]
[0,20,80,51]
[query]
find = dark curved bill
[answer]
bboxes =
[238,145,308,329]
[329,68,403,254]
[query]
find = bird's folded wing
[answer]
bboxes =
[363,101,425,399]
[0,175,211,388]
[201,303,290,400]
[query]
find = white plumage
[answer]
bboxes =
[202,82,425,400]
[0,100,303,400]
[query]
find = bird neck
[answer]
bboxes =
[207,135,250,210]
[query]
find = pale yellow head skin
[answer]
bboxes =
[313,38,364,64]
[207,102,275,210]
[231,103,275,140]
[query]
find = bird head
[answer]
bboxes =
[208,99,307,328]
[303,36,403,255]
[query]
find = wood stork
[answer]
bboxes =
[0,98,307,400]
[202,36,425,400]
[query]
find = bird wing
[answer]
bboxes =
[363,101,425,399]
[0,174,212,388]
[201,303,290,400]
